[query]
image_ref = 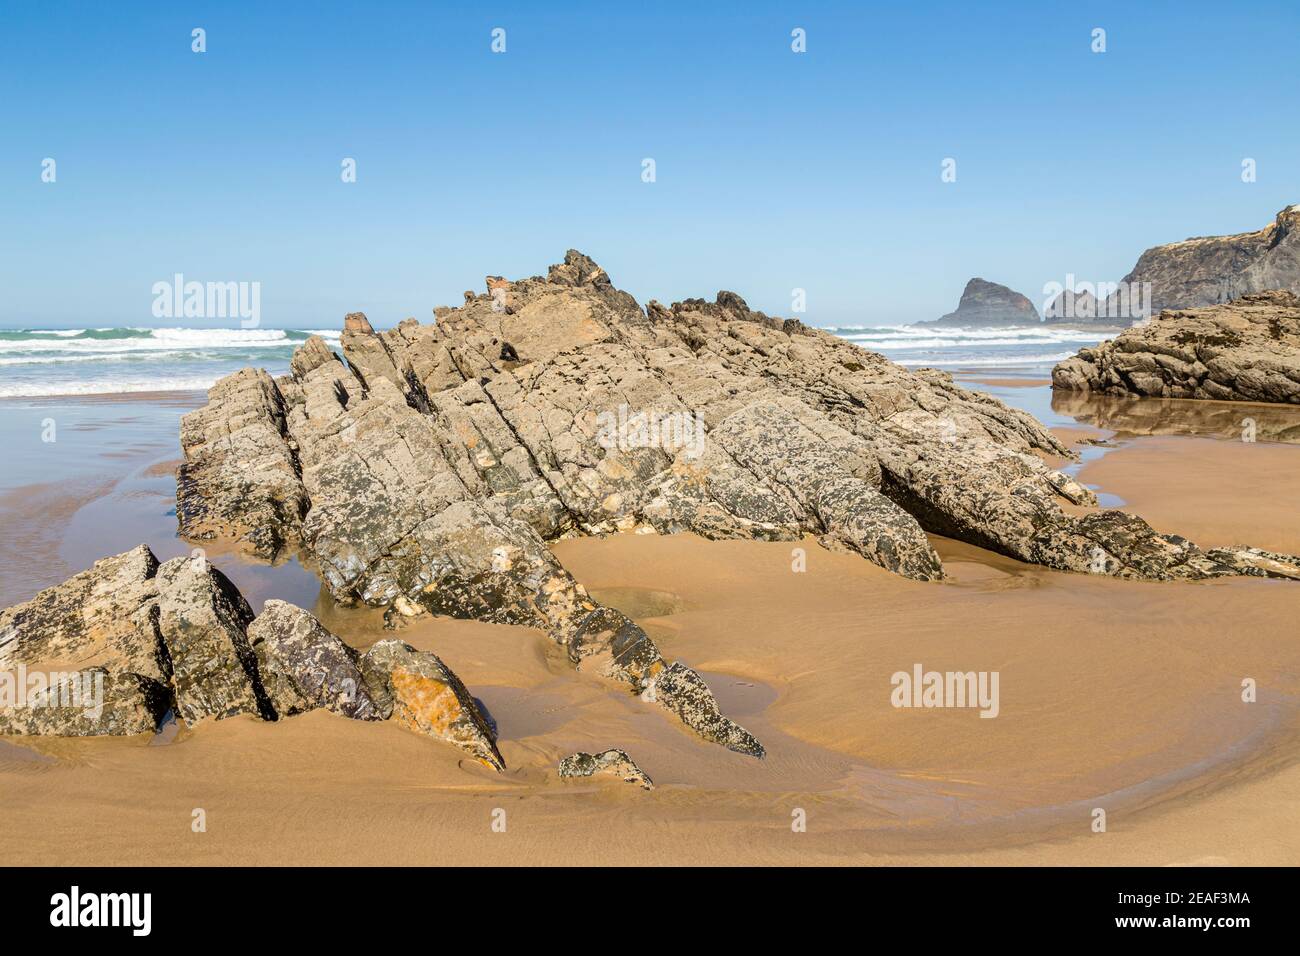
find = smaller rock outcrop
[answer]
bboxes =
[156,555,273,723]
[248,600,384,720]
[1052,291,1300,404]
[360,639,505,771]
[642,663,764,757]
[0,670,172,736]
[176,368,308,559]
[0,548,504,767]
[922,278,1040,327]
[558,749,654,790]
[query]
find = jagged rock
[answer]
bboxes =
[360,639,504,770]
[247,600,384,720]
[1118,205,1300,314]
[1045,204,1300,324]
[0,548,501,755]
[0,669,172,736]
[558,749,653,790]
[0,545,169,682]
[171,249,1300,760]
[1044,288,1111,325]
[642,663,764,757]
[177,368,308,558]
[922,278,1040,327]
[155,556,274,724]
[1053,291,1300,404]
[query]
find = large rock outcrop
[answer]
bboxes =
[921,278,1040,327]
[171,252,1300,724]
[1119,205,1300,314]
[1045,205,1300,325]
[1052,291,1300,404]
[0,548,503,765]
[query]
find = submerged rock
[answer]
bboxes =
[1053,291,1300,405]
[558,749,653,790]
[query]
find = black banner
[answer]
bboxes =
[0,866,1281,942]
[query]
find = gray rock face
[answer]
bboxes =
[923,278,1040,327]
[643,663,764,756]
[0,548,503,764]
[177,368,308,559]
[171,250,1300,752]
[248,600,384,720]
[558,749,653,790]
[156,556,273,724]
[1053,291,1300,404]
[1120,205,1300,314]
[0,545,167,682]
[0,670,172,736]
[359,639,504,771]
[1046,205,1300,325]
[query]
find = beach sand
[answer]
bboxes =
[1,389,1299,866]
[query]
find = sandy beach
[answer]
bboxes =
[2,384,1298,866]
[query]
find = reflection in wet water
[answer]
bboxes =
[1051,390,1300,444]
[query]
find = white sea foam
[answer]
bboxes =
[0,328,341,355]
[892,352,1076,368]
[0,376,224,398]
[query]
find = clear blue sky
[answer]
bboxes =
[2,0,1297,329]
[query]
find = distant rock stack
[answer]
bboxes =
[923,278,1040,327]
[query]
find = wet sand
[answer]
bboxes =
[1,390,1299,865]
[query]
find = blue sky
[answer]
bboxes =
[2,0,1297,329]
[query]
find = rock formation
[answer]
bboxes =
[1119,205,1300,313]
[171,253,1300,647]
[558,749,653,790]
[1045,204,1300,326]
[922,278,1040,327]
[1052,291,1300,405]
[0,547,503,767]
[360,639,504,771]
[8,252,1300,747]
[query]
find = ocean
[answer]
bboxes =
[0,328,341,398]
[0,324,1104,398]
[824,324,1105,373]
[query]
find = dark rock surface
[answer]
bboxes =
[0,548,504,761]
[558,748,653,790]
[248,600,384,720]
